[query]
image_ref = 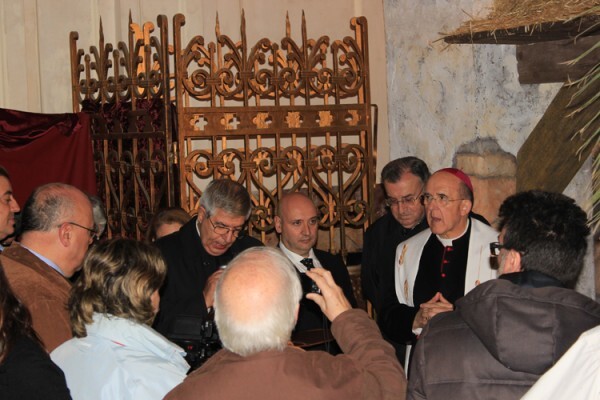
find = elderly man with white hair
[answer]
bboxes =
[165,246,407,400]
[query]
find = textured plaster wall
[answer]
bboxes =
[383,0,594,298]
[383,0,561,168]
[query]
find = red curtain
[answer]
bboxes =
[0,108,97,206]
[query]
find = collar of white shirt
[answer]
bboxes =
[20,243,66,277]
[278,241,322,273]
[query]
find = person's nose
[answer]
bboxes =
[398,201,412,211]
[223,228,235,242]
[10,197,20,213]
[426,200,439,212]
[301,222,311,235]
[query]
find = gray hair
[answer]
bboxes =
[200,179,252,219]
[89,195,107,237]
[215,247,302,356]
[20,183,83,232]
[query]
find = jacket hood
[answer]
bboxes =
[456,279,600,375]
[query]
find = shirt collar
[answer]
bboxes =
[20,243,66,277]
[278,241,321,273]
[436,218,470,247]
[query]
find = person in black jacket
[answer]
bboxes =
[408,190,600,399]
[275,192,357,353]
[361,157,430,315]
[361,157,430,363]
[153,179,263,336]
[0,261,71,400]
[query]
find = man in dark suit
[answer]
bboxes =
[153,179,263,336]
[274,192,357,353]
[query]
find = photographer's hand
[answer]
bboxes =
[306,268,351,322]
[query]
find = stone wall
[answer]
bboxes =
[455,138,516,226]
[382,0,595,298]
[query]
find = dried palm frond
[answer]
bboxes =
[443,0,600,38]
[566,6,600,230]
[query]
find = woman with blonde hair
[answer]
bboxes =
[51,239,189,399]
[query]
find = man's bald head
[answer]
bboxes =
[215,247,302,356]
[275,192,319,258]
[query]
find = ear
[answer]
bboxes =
[503,250,522,274]
[459,200,472,217]
[274,215,282,234]
[197,206,207,223]
[57,223,71,248]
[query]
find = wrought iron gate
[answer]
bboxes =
[70,12,375,256]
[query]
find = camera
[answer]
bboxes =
[167,314,222,372]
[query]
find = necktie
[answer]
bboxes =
[300,258,315,270]
[300,258,320,293]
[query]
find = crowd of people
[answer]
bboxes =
[0,160,599,399]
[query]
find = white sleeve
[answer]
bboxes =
[521,326,600,400]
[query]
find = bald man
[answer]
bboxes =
[274,192,357,353]
[1,183,96,351]
[165,247,407,400]
[379,168,497,369]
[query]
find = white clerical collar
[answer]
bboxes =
[278,241,322,273]
[436,218,470,247]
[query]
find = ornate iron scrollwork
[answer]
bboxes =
[71,12,374,256]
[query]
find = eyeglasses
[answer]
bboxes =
[489,242,505,257]
[207,217,244,238]
[420,193,466,207]
[385,193,422,207]
[64,221,99,241]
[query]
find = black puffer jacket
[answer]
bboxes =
[408,273,600,400]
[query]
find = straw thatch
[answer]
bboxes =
[445,0,600,38]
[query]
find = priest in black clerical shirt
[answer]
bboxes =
[361,157,431,315]
[275,192,357,353]
[361,158,430,363]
